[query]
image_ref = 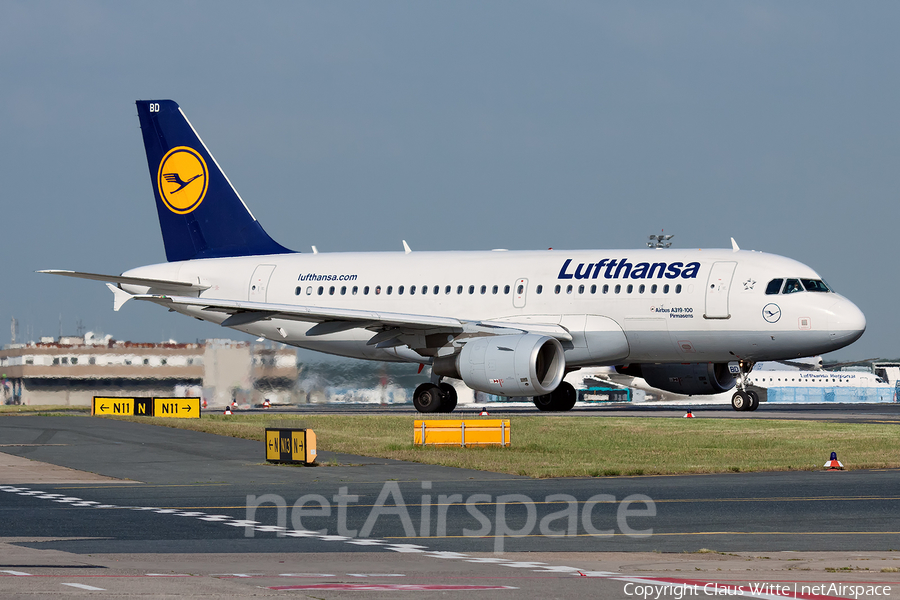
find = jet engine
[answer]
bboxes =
[433,334,566,396]
[618,362,735,396]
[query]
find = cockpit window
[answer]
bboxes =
[765,279,783,295]
[782,279,803,294]
[800,279,830,293]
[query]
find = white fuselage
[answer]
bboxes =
[119,247,865,368]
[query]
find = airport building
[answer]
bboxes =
[0,333,299,407]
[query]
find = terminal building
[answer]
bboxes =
[0,333,299,407]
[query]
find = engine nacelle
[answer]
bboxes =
[624,363,735,396]
[433,334,566,396]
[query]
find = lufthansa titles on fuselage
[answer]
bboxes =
[557,258,701,281]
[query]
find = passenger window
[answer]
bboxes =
[627,284,633,293]
[651,284,657,293]
[801,279,830,293]
[782,279,802,294]
[375,286,381,295]
[765,279,783,295]
[504,285,510,294]
[329,286,335,295]
[445,286,451,294]
[398,285,404,295]
[603,284,609,294]
[566,285,573,294]
[352,286,358,295]
[675,284,682,293]
[387,286,393,295]
[317,286,324,295]
[295,286,301,296]
[492,285,498,294]
[340,286,346,295]
[364,286,369,295]
[663,284,669,294]
[469,285,475,294]
[555,285,561,294]
[578,284,584,294]
[536,285,543,294]
[481,285,487,294]
[517,284,524,294]
[434,285,439,295]
[457,285,463,294]
[590,284,596,294]
[615,284,621,294]
[307,286,313,295]
[419,285,424,295]
[639,284,645,293]
[410,286,416,295]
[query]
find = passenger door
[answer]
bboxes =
[249,264,276,302]
[704,261,737,319]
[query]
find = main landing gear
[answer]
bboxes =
[532,381,577,412]
[731,359,759,412]
[413,381,458,413]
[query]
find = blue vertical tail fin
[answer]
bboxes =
[136,100,294,262]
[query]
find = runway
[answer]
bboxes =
[238,400,900,423]
[1,414,899,598]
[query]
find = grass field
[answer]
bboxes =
[100,413,900,478]
[0,405,90,414]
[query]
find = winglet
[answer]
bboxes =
[106,283,133,312]
[731,237,740,252]
[402,240,412,254]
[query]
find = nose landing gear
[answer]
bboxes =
[731,360,759,411]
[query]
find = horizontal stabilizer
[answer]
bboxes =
[39,270,210,293]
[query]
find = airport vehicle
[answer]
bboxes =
[42,100,867,413]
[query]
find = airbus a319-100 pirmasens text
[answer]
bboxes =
[42,100,867,413]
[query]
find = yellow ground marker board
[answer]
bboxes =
[92,397,151,416]
[265,428,317,464]
[152,397,201,419]
[414,420,511,447]
[92,396,200,418]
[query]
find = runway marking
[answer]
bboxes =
[151,494,900,510]
[269,583,517,591]
[61,583,105,590]
[383,530,900,540]
[0,570,32,576]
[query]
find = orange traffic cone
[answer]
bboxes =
[202,398,207,409]
[824,451,844,470]
[683,410,694,418]
[479,407,489,416]
[224,406,233,415]
[263,398,271,409]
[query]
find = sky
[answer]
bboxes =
[1,1,898,361]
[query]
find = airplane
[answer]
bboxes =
[591,358,894,409]
[41,100,867,414]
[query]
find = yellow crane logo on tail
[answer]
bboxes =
[157,146,208,214]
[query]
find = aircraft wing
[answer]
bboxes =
[39,270,210,292]
[131,294,573,343]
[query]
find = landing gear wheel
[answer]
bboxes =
[532,382,577,412]
[747,390,760,411]
[414,383,443,413]
[555,381,577,411]
[731,391,748,411]
[533,393,555,411]
[438,383,458,413]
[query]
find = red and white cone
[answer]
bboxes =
[202,398,207,409]
[224,406,233,415]
[683,410,694,418]
[824,451,844,470]
[479,407,489,416]
[263,399,271,409]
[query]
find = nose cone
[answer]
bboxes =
[828,297,866,348]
